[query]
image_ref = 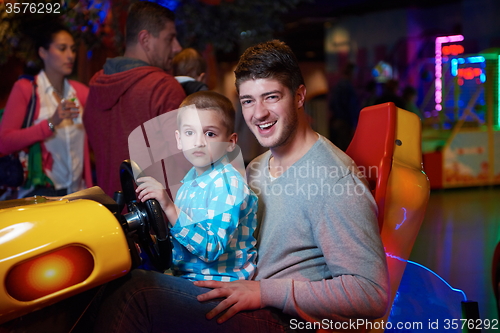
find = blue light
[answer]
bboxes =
[395,208,407,230]
[458,58,465,64]
[480,73,486,83]
[87,0,109,34]
[386,253,468,301]
[467,56,485,64]
[451,59,458,76]
[142,0,180,11]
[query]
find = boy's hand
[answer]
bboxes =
[194,280,261,323]
[136,176,172,212]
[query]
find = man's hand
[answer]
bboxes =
[194,280,261,323]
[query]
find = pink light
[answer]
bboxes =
[436,35,464,44]
[435,35,464,113]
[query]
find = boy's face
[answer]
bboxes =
[175,107,237,175]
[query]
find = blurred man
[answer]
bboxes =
[83,1,185,198]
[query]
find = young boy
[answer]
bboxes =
[172,48,209,95]
[136,91,258,282]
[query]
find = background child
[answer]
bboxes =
[136,91,257,281]
[172,48,209,95]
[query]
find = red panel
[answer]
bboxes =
[346,102,397,230]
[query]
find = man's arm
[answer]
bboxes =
[260,174,389,321]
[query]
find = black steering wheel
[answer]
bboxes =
[119,160,172,272]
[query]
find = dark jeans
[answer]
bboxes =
[1,270,311,333]
[93,270,308,333]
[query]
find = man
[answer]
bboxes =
[328,62,360,151]
[83,1,185,198]
[93,40,389,332]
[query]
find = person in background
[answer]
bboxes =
[172,47,209,95]
[374,78,405,109]
[360,79,378,109]
[83,1,185,198]
[0,22,92,198]
[401,85,423,120]
[328,62,360,151]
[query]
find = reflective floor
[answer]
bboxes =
[409,185,500,325]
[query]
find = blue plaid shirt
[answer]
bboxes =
[170,156,258,281]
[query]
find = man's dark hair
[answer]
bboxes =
[234,40,304,94]
[125,1,175,45]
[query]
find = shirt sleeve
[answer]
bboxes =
[170,173,251,263]
[0,79,53,155]
[259,174,390,322]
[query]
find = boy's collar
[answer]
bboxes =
[181,155,230,183]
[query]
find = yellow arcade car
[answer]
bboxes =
[0,161,172,328]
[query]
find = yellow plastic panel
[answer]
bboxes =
[368,108,430,332]
[0,199,131,324]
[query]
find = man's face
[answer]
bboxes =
[175,108,236,175]
[148,21,181,71]
[239,78,300,149]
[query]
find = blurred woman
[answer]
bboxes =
[0,22,92,197]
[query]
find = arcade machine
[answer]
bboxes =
[422,34,500,189]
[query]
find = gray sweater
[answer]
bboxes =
[247,135,389,322]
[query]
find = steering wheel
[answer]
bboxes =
[119,160,172,272]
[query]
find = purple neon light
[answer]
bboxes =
[435,35,464,113]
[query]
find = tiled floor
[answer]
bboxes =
[409,185,500,324]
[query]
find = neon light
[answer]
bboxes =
[451,59,458,76]
[395,208,407,230]
[468,56,485,63]
[457,67,483,80]
[435,35,464,112]
[498,55,500,126]
[436,35,464,44]
[386,253,468,301]
[442,45,464,56]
